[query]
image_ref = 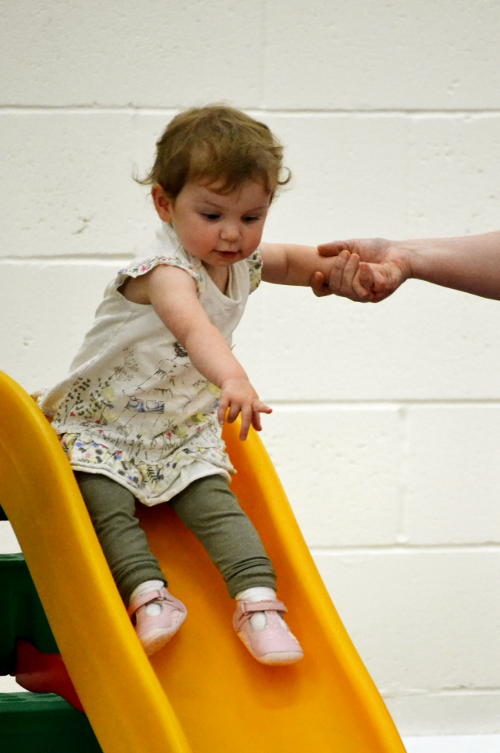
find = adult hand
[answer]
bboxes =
[310,238,410,302]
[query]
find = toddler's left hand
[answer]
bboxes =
[218,377,272,440]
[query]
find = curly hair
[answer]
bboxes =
[138,104,290,199]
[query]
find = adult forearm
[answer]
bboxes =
[406,231,500,299]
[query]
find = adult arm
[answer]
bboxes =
[310,231,500,302]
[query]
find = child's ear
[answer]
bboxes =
[152,184,174,222]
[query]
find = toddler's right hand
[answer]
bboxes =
[218,378,272,440]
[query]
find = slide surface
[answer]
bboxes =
[0,371,406,753]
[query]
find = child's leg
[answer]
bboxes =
[170,474,275,596]
[75,472,186,654]
[75,471,164,602]
[170,475,303,664]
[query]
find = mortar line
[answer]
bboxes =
[1,105,500,116]
[311,543,500,554]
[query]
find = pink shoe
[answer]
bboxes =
[233,599,303,665]
[128,587,187,656]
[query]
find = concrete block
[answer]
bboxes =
[6,109,497,260]
[264,0,500,109]
[407,115,500,236]
[1,0,264,107]
[0,111,145,256]
[260,405,403,547]
[389,692,500,736]
[314,550,500,694]
[0,260,123,392]
[404,406,500,544]
[258,113,500,243]
[236,279,500,401]
[261,113,413,242]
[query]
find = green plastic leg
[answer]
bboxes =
[0,554,58,675]
[0,554,102,752]
[0,693,102,752]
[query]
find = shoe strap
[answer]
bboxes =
[234,599,287,631]
[127,587,167,617]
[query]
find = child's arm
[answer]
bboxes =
[135,265,272,440]
[260,242,343,286]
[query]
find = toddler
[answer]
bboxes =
[40,105,335,665]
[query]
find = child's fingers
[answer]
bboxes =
[220,394,272,439]
[218,398,241,425]
[311,271,329,297]
[338,253,373,302]
[252,413,262,432]
[311,250,351,298]
[258,402,273,416]
[239,404,253,440]
[217,399,229,425]
[239,402,272,439]
[227,402,242,424]
[250,403,272,432]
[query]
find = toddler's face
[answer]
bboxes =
[153,179,271,268]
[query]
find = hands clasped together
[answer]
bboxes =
[310,238,411,303]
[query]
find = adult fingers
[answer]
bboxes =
[317,241,353,257]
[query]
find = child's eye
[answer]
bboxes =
[201,212,220,221]
[243,215,260,223]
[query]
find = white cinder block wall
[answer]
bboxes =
[1,0,500,737]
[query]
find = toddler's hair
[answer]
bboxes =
[138,104,290,198]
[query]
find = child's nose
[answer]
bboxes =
[220,222,239,241]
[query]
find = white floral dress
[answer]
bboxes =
[39,223,262,505]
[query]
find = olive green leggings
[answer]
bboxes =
[75,472,276,604]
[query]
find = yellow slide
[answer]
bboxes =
[0,371,406,753]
